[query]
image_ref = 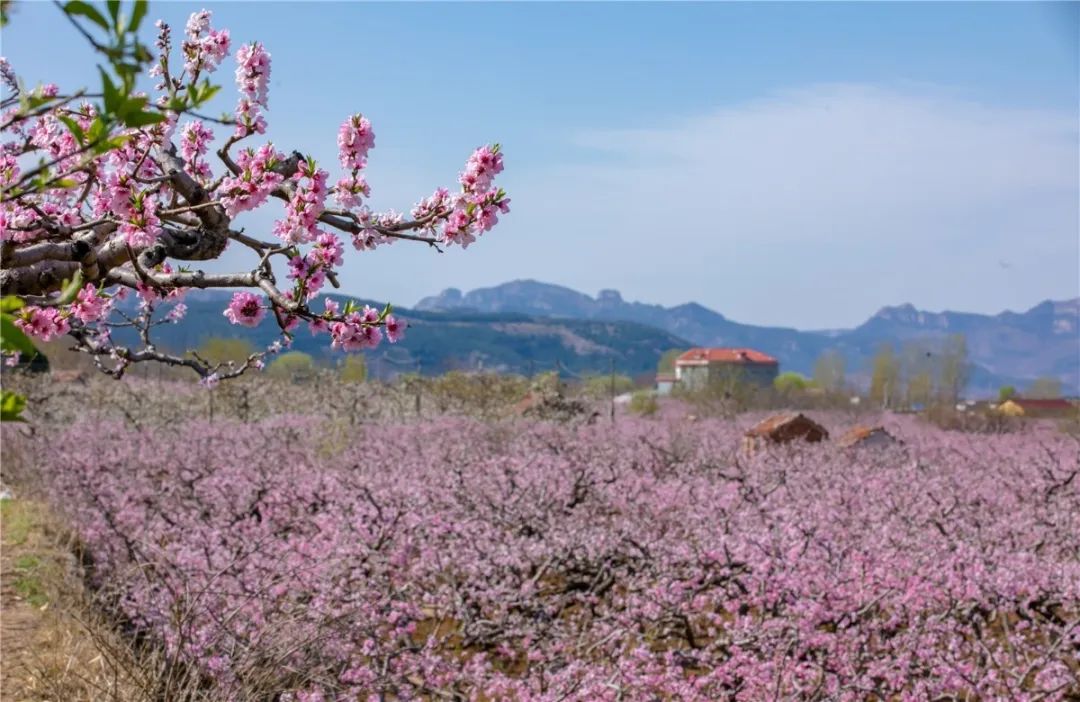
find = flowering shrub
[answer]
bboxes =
[1,5,508,383]
[628,390,659,416]
[10,414,1078,700]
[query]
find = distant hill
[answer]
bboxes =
[417,280,1080,395]
[139,290,692,380]
[128,283,1078,395]
[843,299,1080,393]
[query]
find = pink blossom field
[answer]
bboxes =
[7,412,1078,701]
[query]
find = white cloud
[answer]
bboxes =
[501,84,1078,327]
[209,84,1078,329]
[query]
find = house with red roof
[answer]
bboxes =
[1010,397,1078,418]
[672,347,780,390]
[654,372,678,396]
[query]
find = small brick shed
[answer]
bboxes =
[742,413,828,454]
[836,425,901,449]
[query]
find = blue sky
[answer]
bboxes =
[4,1,1078,328]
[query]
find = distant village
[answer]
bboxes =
[642,345,1078,453]
[654,345,1078,418]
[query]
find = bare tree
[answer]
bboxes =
[869,343,900,409]
[812,350,846,394]
[936,334,970,404]
[1027,376,1063,399]
[900,340,935,409]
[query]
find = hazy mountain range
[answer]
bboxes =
[141,282,1079,396]
[141,290,689,381]
[416,280,1080,395]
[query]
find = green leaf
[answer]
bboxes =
[0,297,25,314]
[129,0,148,31]
[166,95,189,112]
[117,95,147,118]
[99,67,122,116]
[86,116,107,143]
[57,115,87,145]
[192,82,222,107]
[100,134,131,153]
[0,314,37,356]
[106,0,119,23]
[115,62,141,86]
[123,109,166,127]
[0,390,28,423]
[64,1,110,31]
[57,271,84,305]
[25,93,53,110]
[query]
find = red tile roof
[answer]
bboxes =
[676,348,778,366]
[744,413,828,440]
[836,425,900,448]
[1013,398,1075,411]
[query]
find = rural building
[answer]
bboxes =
[741,412,828,454]
[994,400,1025,417]
[994,398,1076,418]
[655,372,677,395]
[674,348,779,390]
[836,425,900,449]
[1012,398,1076,417]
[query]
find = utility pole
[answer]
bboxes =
[609,357,616,423]
[414,360,422,417]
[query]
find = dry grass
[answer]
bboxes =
[0,498,145,702]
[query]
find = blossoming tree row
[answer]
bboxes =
[12,413,1078,700]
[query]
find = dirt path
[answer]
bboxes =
[0,498,139,702]
[1,498,55,701]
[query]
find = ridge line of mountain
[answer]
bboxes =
[410,279,1079,394]
[143,284,1080,396]
[415,278,1078,334]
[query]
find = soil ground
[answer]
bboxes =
[0,498,139,702]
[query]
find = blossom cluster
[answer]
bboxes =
[440,145,511,248]
[14,413,1079,701]
[321,302,404,351]
[13,284,112,341]
[233,41,271,136]
[273,158,329,245]
[179,120,214,180]
[182,9,230,76]
[13,305,70,341]
[217,143,285,217]
[337,113,374,171]
[222,290,265,327]
[285,231,343,300]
